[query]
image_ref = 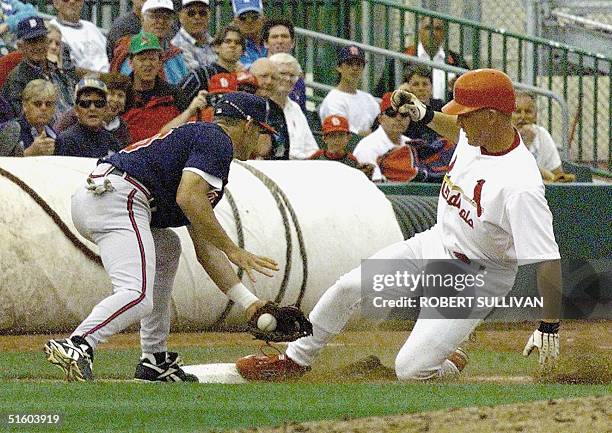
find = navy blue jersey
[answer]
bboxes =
[104,122,233,228]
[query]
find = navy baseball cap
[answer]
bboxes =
[16,16,47,40]
[338,44,366,65]
[214,92,276,134]
[232,0,263,17]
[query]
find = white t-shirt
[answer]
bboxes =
[353,126,411,182]
[319,88,380,135]
[522,124,562,171]
[417,42,455,100]
[51,19,110,72]
[283,99,319,160]
[437,129,560,274]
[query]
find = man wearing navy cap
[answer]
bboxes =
[318,44,380,137]
[45,91,279,383]
[231,0,266,68]
[1,16,78,114]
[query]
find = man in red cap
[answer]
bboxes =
[236,68,562,382]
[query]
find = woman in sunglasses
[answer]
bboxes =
[55,78,122,157]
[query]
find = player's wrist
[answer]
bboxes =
[538,320,559,334]
[226,283,259,310]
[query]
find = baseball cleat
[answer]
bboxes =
[447,347,469,372]
[44,337,94,382]
[134,352,198,382]
[235,353,310,381]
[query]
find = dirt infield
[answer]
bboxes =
[225,395,611,433]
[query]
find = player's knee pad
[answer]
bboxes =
[394,353,437,381]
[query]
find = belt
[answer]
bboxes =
[108,166,154,202]
[452,251,486,271]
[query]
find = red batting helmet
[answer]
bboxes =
[442,68,516,115]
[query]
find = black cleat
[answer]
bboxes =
[44,336,94,382]
[134,352,198,382]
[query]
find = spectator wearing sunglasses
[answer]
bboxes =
[172,0,215,71]
[231,0,265,69]
[55,77,122,157]
[353,92,413,182]
[0,79,57,156]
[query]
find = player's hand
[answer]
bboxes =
[390,89,433,123]
[245,299,267,320]
[226,248,279,282]
[553,172,576,183]
[523,321,559,367]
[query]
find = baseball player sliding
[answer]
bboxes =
[237,69,562,381]
[45,92,281,382]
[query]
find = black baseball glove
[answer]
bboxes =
[247,302,313,343]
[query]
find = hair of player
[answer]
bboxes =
[212,24,246,49]
[260,18,295,43]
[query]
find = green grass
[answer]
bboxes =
[1,346,610,432]
[1,382,610,433]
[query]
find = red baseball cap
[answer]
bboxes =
[208,73,238,94]
[322,114,349,134]
[379,92,393,112]
[442,68,516,115]
[236,71,259,94]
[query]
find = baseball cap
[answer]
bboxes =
[322,115,349,135]
[232,0,263,17]
[130,32,162,55]
[75,77,108,100]
[142,0,174,14]
[338,45,366,65]
[214,92,276,134]
[16,16,47,40]
[379,92,393,112]
[442,68,516,115]
[182,0,209,6]
[208,73,238,94]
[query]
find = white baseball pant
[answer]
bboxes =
[286,226,483,380]
[71,164,180,354]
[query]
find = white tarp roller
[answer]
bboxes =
[0,156,403,333]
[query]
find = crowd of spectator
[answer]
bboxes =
[0,0,572,183]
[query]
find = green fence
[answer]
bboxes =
[30,0,611,172]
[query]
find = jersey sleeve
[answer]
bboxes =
[184,124,233,184]
[505,187,560,263]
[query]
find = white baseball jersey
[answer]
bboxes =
[319,88,380,135]
[51,19,110,72]
[438,129,560,270]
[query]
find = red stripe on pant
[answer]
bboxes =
[84,189,147,337]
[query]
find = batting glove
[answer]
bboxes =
[523,321,560,366]
[390,90,434,124]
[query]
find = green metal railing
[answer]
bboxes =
[30,0,610,172]
[355,0,610,172]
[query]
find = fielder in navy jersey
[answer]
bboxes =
[45,92,279,382]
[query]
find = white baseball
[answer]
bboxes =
[257,313,277,332]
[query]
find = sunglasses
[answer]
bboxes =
[77,99,107,109]
[238,12,260,22]
[186,8,208,17]
[384,107,410,118]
